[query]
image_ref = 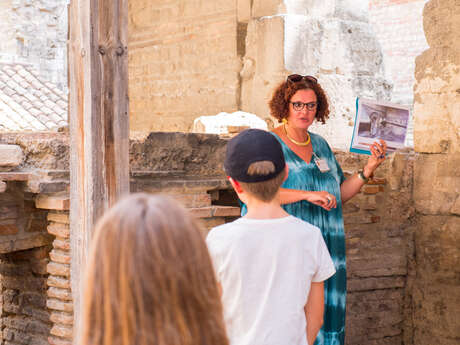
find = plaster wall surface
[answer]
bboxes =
[0,0,68,92]
[412,1,460,344]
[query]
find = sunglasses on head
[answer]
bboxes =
[286,74,318,84]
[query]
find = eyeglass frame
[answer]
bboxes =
[286,74,318,85]
[290,101,318,111]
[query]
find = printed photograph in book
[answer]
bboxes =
[350,98,411,155]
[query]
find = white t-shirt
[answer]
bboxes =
[206,215,336,345]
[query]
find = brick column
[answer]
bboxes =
[36,195,73,345]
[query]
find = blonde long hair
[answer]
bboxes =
[80,193,228,345]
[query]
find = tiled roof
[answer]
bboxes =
[0,63,68,131]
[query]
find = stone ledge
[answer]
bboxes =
[47,262,70,277]
[52,238,70,251]
[26,180,69,194]
[47,276,71,289]
[0,172,31,181]
[134,178,230,192]
[47,298,73,312]
[47,213,70,225]
[47,287,72,301]
[50,324,73,339]
[36,195,70,210]
[50,311,73,326]
[49,249,70,264]
[189,206,241,218]
[0,144,24,169]
[0,233,53,254]
[48,223,70,239]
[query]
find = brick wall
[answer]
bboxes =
[128,0,240,133]
[336,150,415,345]
[0,246,52,345]
[45,210,72,345]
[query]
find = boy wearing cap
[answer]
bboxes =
[206,129,336,345]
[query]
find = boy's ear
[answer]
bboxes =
[283,164,289,182]
[228,177,244,194]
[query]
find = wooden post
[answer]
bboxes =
[68,0,129,335]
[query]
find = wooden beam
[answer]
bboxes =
[68,0,129,335]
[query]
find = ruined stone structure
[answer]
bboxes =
[128,0,427,150]
[0,132,242,345]
[369,0,429,106]
[0,131,416,345]
[128,0,240,133]
[0,0,427,148]
[0,0,68,92]
[0,1,458,345]
[411,0,460,344]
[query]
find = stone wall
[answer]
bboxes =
[0,131,418,344]
[369,0,429,106]
[0,246,52,345]
[0,132,241,344]
[240,0,393,150]
[0,0,68,91]
[336,150,415,345]
[128,0,240,133]
[411,1,460,344]
[368,0,429,147]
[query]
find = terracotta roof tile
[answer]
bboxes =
[0,63,68,132]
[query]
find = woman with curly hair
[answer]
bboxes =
[268,75,387,345]
[79,193,229,345]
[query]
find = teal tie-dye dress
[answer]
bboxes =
[274,131,346,345]
[241,131,346,344]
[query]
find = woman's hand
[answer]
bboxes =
[364,140,387,178]
[304,191,337,211]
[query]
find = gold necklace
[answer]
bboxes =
[284,124,311,146]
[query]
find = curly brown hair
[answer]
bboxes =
[269,79,330,124]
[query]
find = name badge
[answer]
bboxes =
[314,157,330,173]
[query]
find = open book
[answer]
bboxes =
[350,98,411,155]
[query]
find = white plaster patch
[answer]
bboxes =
[192,111,268,134]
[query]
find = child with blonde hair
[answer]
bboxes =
[79,193,229,345]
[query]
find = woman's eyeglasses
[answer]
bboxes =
[287,74,318,84]
[290,101,318,111]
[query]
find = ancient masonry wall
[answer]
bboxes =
[0,247,52,345]
[0,0,68,92]
[241,0,393,150]
[336,150,415,345]
[0,132,416,345]
[411,1,460,344]
[128,0,240,133]
[369,0,429,106]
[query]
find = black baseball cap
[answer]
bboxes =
[224,129,285,183]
